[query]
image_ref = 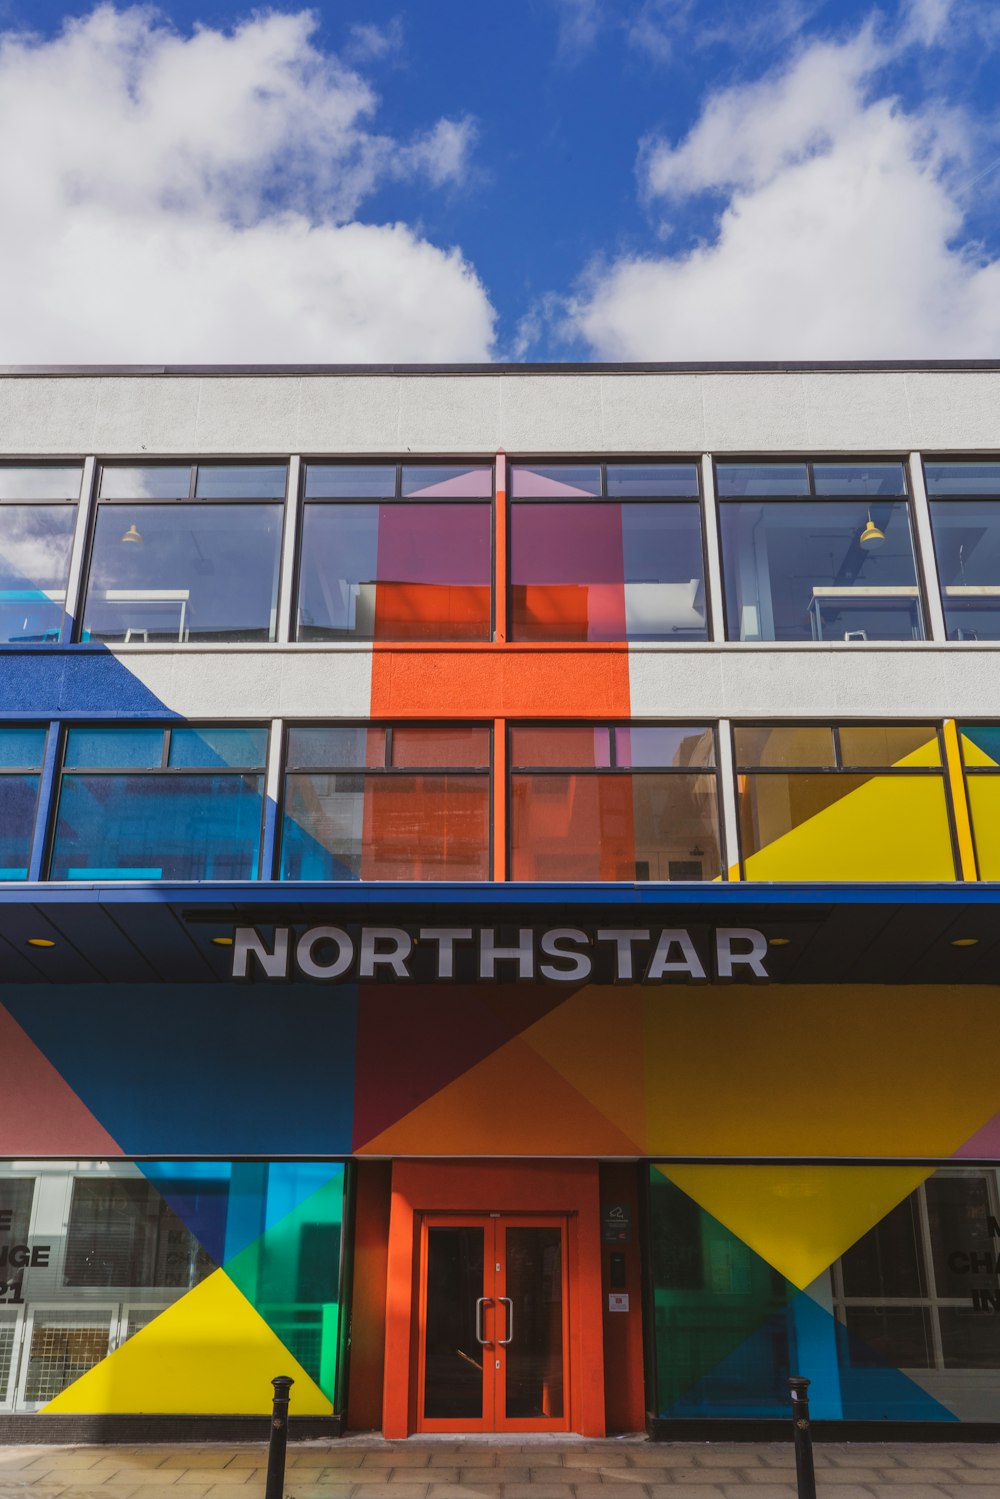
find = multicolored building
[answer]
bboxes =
[1,361,1000,1441]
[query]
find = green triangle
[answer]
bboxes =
[225,1168,345,1401]
[650,1168,798,1412]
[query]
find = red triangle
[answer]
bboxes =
[0,1004,122,1155]
[352,982,575,1149]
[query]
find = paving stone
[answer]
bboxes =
[526,1472,578,1485]
[647,1473,741,1486]
[941,1472,1000,1485]
[691,1455,765,1469]
[951,1450,1000,1467]
[504,1488,590,1499]
[426,1487,505,1499]
[643,1486,727,1499]
[569,1486,654,1498]
[331,1487,428,1499]
[626,1455,704,1469]
[463,1469,531,1485]
[868,1487,960,1499]
[718,1487,798,1499]
[867,1471,955,1485]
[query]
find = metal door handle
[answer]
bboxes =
[475,1296,492,1345]
[499,1296,513,1345]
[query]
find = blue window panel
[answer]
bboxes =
[64,727,165,769]
[607,464,700,497]
[0,728,46,769]
[286,726,379,771]
[0,775,39,878]
[929,499,1000,641]
[0,465,82,499]
[0,506,76,643]
[305,464,396,498]
[100,466,191,499]
[195,465,287,499]
[925,463,1000,496]
[813,463,907,496]
[51,773,264,881]
[168,727,267,770]
[716,464,810,497]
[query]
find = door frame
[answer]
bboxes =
[382,1159,605,1437]
[415,1211,571,1434]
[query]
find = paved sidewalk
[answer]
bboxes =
[0,1437,997,1499]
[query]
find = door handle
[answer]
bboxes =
[475,1296,492,1346]
[499,1295,513,1346]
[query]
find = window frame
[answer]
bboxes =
[922,457,1000,642]
[714,456,929,644]
[957,722,1000,880]
[506,456,710,644]
[0,463,85,646]
[731,719,958,880]
[279,719,495,882]
[45,722,269,883]
[0,725,47,882]
[294,458,497,644]
[507,719,724,883]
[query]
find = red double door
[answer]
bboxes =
[416,1213,569,1432]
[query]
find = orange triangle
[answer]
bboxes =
[358,1035,641,1156]
[521,986,646,1151]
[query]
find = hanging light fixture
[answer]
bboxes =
[120,521,143,544]
[859,511,886,550]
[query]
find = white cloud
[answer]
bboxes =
[0,5,495,361]
[565,23,1000,357]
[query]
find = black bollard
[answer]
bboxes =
[265,1375,295,1499]
[787,1377,817,1499]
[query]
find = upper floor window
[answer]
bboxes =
[0,727,45,880]
[296,463,493,642]
[81,464,285,644]
[49,725,267,881]
[734,722,954,881]
[924,462,1000,641]
[509,723,720,881]
[280,723,491,880]
[717,461,924,642]
[509,462,707,642]
[0,465,82,645]
[958,724,1000,880]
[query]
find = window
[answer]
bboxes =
[0,464,82,644]
[296,463,493,641]
[81,463,285,643]
[509,462,707,641]
[49,725,267,881]
[959,724,1000,879]
[925,461,1000,641]
[735,723,955,880]
[718,460,924,642]
[0,727,45,880]
[280,724,491,880]
[509,724,720,881]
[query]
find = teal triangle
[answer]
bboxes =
[225,1167,345,1400]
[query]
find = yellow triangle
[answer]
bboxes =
[744,745,955,881]
[658,1164,933,1291]
[41,1268,332,1414]
[521,986,647,1150]
[961,734,999,768]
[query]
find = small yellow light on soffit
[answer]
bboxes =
[27,938,55,948]
[211,936,234,947]
[952,937,979,947]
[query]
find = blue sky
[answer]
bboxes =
[0,0,998,360]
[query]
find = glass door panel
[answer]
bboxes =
[422,1223,488,1422]
[502,1225,565,1420]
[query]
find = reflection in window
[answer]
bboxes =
[510,723,719,881]
[718,461,922,642]
[650,1165,1000,1423]
[0,465,81,644]
[0,1160,345,1411]
[509,463,707,642]
[735,722,954,881]
[926,466,1000,641]
[297,463,492,642]
[50,725,267,881]
[82,464,284,643]
[281,724,491,880]
[960,724,1000,879]
[0,727,45,880]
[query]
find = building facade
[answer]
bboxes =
[0,362,999,1439]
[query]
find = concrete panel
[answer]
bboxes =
[598,375,705,452]
[91,378,201,454]
[276,647,372,717]
[0,378,102,453]
[296,376,402,452]
[802,372,913,451]
[627,646,724,717]
[194,377,300,453]
[397,376,501,453]
[903,372,1000,451]
[499,375,604,451]
[701,373,812,452]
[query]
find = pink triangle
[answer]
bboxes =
[953,1109,1000,1158]
[0,1004,122,1155]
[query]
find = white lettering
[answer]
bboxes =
[716,927,768,979]
[645,928,706,981]
[296,926,354,980]
[419,928,473,980]
[479,928,534,980]
[596,929,650,981]
[359,927,412,979]
[233,927,289,980]
[539,928,592,982]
